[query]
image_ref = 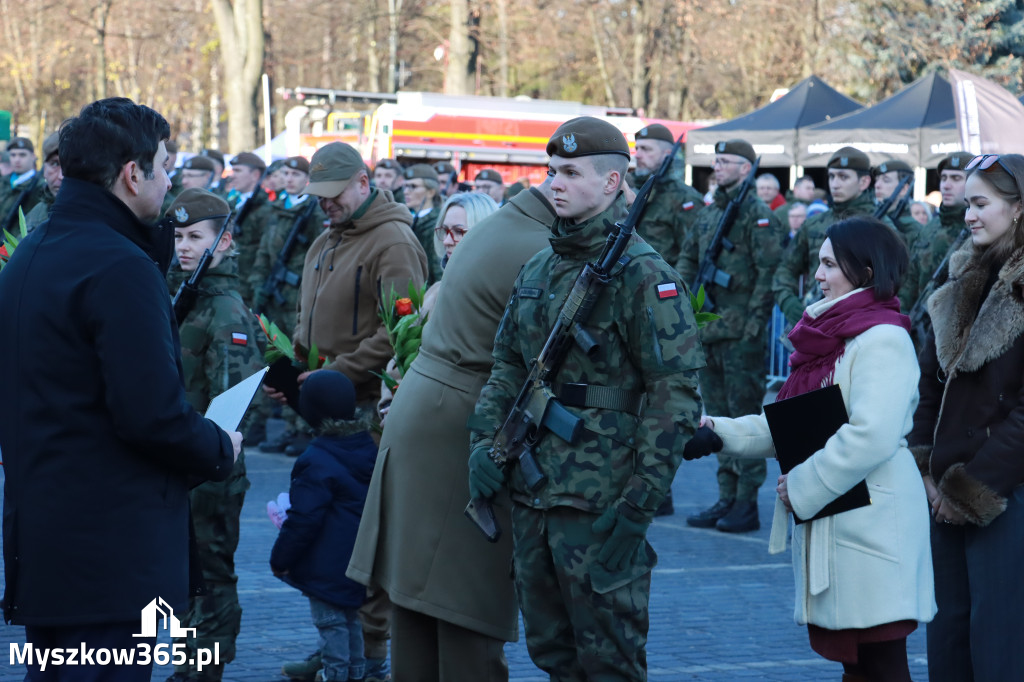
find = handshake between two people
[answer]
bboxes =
[683,417,723,461]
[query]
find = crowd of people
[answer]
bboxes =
[1,95,1022,682]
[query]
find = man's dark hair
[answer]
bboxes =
[59,98,170,190]
[826,217,908,300]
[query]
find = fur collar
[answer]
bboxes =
[928,243,1024,374]
[316,408,374,437]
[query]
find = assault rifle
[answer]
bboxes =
[908,227,968,343]
[873,173,914,220]
[258,198,318,310]
[171,214,232,327]
[691,157,760,311]
[465,173,660,543]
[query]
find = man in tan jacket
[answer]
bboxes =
[267,141,427,682]
[348,178,556,681]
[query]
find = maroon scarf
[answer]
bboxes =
[776,289,910,401]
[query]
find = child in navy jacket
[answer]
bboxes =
[270,370,377,682]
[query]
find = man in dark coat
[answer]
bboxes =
[0,97,241,682]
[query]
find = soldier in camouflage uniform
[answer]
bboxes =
[873,159,921,254]
[225,152,271,302]
[904,151,973,348]
[0,137,46,234]
[469,117,705,680]
[373,158,405,205]
[166,189,264,682]
[630,123,704,275]
[678,139,783,533]
[774,147,897,324]
[24,133,62,232]
[248,156,325,452]
[402,163,445,284]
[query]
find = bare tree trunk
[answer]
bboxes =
[211,0,265,151]
[386,0,403,93]
[0,0,27,113]
[91,0,114,101]
[495,0,509,96]
[367,10,381,92]
[586,8,615,107]
[446,0,473,95]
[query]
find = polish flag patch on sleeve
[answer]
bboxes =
[682,201,695,211]
[231,332,248,346]
[657,282,679,299]
[757,218,770,227]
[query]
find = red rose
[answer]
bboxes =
[395,297,414,317]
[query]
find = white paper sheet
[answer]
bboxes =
[204,367,269,432]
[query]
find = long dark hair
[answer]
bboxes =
[826,216,908,300]
[966,153,1024,270]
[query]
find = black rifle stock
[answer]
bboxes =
[691,157,761,311]
[873,173,914,220]
[171,214,233,327]
[908,227,968,342]
[465,174,659,542]
[258,198,318,310]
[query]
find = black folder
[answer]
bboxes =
[762,384,870,524]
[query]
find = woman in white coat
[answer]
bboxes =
[686,217,936,681]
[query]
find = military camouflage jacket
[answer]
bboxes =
[0,171,46,231]
[247,196,327,300]
[904,203,968,309]
[24,186,55,233]
[472,195,705,517]
[632,172,703,272]
[773,190,893,324]
[678,184,783,344]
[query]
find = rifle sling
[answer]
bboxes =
[556,382,645,417]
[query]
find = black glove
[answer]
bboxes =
[682,425,723,461]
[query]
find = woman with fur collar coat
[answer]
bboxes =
[909,153,1024,682]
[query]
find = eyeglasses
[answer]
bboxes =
[435,224,468,240]
[965,154,1011,174]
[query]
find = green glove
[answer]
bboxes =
[591,502,652,572]
[468,444,505,500]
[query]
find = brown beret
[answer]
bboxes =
[715,139,756,163]
[546,117,630,160]
[200,148,225,166]
[284,156,310,174]
[41,133,60,161]
[827,146,871,171]
[165,188,231,227]
[404,164,439,182]
[183,155,216,172]
[874,159,913,176]
[231,152,266,172]
[938,152,975,173]
[474,169,503,184]
[7,137,33,153]
[636,124,674,145]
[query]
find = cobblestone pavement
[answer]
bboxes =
[0,443,929,681]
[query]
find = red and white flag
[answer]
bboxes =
[657,282,679,299]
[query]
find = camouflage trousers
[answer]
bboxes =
[174,475,248,680]
[511,504,651,682]
[699,339,768,502]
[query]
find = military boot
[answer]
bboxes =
[685,498,733,528]
[716,500,759,532]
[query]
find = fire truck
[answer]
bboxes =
[277,88,703,187]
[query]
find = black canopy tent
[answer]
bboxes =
[685,75,862,168]
[796,71,959,169]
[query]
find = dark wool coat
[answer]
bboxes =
[0,177,234,625]
[910,243,1024,525]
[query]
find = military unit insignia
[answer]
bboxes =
[840,157,849,167]
[562,134,578,153]
[656,282,679,299]
[950,157,962,168]
[312,163,327,173]
[717,142,726,153]
[640,127,648,136]
[287,160,298,168]
[174,207,189,223]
